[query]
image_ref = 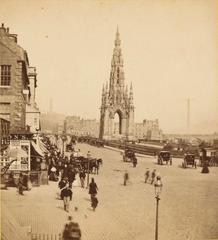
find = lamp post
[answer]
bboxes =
[154,176,163,240]
[61,135,67,156]
[86,151,91,188]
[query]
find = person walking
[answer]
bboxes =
[144,168,150,183]
[91,195,98,211]
[151,169,156,185]
[79,170,86,188]
[18,173,24,195]
[88,178,98,200]
[62,184,73,212]
[62,216,81,240]
[123,171,129,186]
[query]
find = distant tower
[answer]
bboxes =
[49,98,53,113]
[187,98,190,135]
[99,27,134,140]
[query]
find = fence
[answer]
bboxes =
[31,233,62,240]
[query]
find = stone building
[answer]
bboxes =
[0,23,40,133]
[99,28,134,140]
[64,116,99,137]
[0,118,10,153]
[134,119,163,141]
[25,67,40,133]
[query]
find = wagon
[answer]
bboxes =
[200,148,218,167]
[123,149,135,162]
[182,153,197,168]
[157,151,172,165]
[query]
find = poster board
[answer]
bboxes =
[9,140,31,171]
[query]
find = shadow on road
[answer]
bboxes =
[84,197,91,202]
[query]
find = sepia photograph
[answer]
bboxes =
[0,0,218,240]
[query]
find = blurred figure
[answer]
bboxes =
[62,184,73,212]
[62,216,81,240]
[151,169,156,185]
[88,178,98,200]
[79,170,86,188]
[18,173,24,195]
[123,171,129,186]
[201,160,209,174]
[91,195,98,211]
[144,168,150,183]
[132,157,137,167]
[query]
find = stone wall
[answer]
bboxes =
[0,43,27,131]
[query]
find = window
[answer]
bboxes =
[0,102,10,120]
[1,65,11,86]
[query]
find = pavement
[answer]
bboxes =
[1,143,218,240]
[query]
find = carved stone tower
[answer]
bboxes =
[99,28,134,140]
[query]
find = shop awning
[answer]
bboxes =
[31,141,44,158]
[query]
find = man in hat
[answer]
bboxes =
[62,184,73,212]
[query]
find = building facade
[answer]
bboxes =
[25,67,40,133]
[64,116,99,137]
[99,28,134,140]
[0,118,10,153]
[0,23,40,133]
[134,119,163,141]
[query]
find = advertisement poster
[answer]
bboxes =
[9,140,30,171]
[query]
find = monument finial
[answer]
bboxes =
[115,26,121,46]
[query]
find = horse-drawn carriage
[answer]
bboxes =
[157,151,172,165]
[70,156,102,174]
[123,148,136,162]
[182,153,197,168]
[199,148,218,167]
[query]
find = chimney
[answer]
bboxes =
[6,27,9,33]
[1,23,4,28]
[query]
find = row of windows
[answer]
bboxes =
[0,65,11,86]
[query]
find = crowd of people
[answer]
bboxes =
[16,135,162,240]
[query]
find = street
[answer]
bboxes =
[1,143,218,240]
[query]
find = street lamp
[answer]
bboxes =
[154,176,163,240]
[86,151,91,188]
[61,134,67,156]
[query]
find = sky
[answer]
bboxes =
[0,0,218,134]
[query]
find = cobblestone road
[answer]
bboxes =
[1,143,218,240]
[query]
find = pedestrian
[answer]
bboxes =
[62,184,73,212]
[123,171,129,186]
[144,168,150,183]
[88,178,98,200]
[201,160,209,174]
[132,157,137,167]
[79,170,86,188]
[68,168,76,188]
[62,216,81,240]
[91,195,98,211]
[151,169,156,185]
[18,173,24,195]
